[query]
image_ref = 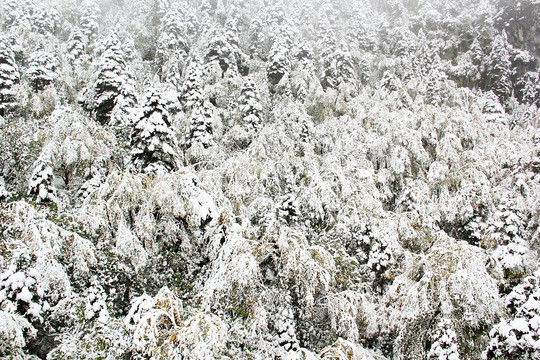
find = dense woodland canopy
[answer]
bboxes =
[0,0,540,359]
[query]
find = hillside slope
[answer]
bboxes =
[0,0,539,359]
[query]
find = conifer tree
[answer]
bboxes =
[491,197,530,285]
[0,253,48,326]
[0,38,18,117]
[0,178,9,201]
[487,34,513,103]
[83,34,134,125]
[155,6,189,83]
[380,70,400,92]
[28,160,57,203]
[481,91,507,124]
[2,0,33,29]
[486,269,540,359]
[67,27,86,67]
[238,76,263,130]
[247,17,266,58]
[205,31,236,76]
[347,15,378,52]
[415,38,441,79]
[130,89,178,174]
[318,12,349,91]
[277,193,299,224]
[225,19,249,76]
[203,24,248,79]
[26,50,58,92]
[80,0,100,43]
[426,68,447,105]
[451,38,486,89]
[1,0,21,29]
[267,38,290,86]
[469,38,485,70]
[32,5,60,35]
[290,39,318,100]
[180,58,204,112]
[266,1,287,28]
[184,100,215,149]
[273,301,300,353]
[519,71,539,107]
[321,42,356,91]
[428,319,460,360]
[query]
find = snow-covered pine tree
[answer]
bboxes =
[293,38,315,68]
[0,37,18,117]
[80,0,100,44]
[1,0,21,29]
[1,0,33,30]
[67,27,86,67]
[481,91,507,125]
[449,37,486,89]
[267,37,290,87]
[277,193,299,224]
[26,50,58,92]
[487,34,513,103]
[318,10,338,90]
[289,38,319,101]
[28,160,57,203]
[204,31,238,77]
[180,57,204,112]
[391,26,417,58]
[294,0,315,29]
[426,67,448,105]
[155,6,189,84]
[224,19,249,76]
[266,1,287,28]
[518,71,540,107]
[0,178,9,200]
[130,89,178,174]
[85,34,135,125]
[203,21,249,80]
[414,36,439,79]
[468,38,487,87]
[346,13,378,53]
[272,300,300,354]
[184,99,215,150]
[532,130,540,173]
[182,7,200,39]
[428,318,460,360]
[485,267,540,359]
[490,196,531,287]
[238,76,263,130]
[325,42,356,92]
[380,70,400,92]
[0,254,48,325]
[31,5,59,35]
[77,169,102,199]
[247,16,266,58]
[199,0,219,20]
[0,252,51,360]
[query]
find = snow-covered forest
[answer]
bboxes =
[0,0,539,359]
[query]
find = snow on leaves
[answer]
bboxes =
[383,234,502,359]
[0,0,539,359]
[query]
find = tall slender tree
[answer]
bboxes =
[487,34,513,103]
[0,37,18,117]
